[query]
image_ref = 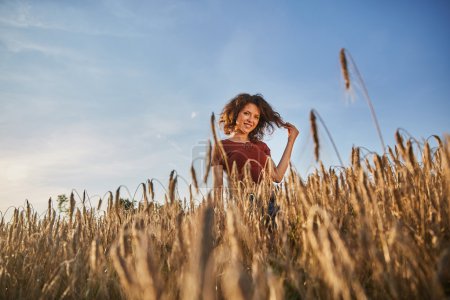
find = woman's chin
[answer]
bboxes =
[237,127,254,134]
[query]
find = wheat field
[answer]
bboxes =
[0,131,449,299]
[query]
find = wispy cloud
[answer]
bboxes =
[0,0,146,37]
[0,33,85,62]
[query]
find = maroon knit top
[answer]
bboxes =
[212,139,271,183]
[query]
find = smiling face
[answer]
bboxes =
[235,103,260,135]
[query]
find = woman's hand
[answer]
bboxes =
[273,122,299,182]
[284,122,299,143]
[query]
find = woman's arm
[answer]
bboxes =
[270,122,299,183]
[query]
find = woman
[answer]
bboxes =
[212,93,299,202]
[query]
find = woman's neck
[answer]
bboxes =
[229,131,249,142]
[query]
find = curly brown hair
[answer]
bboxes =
[219,93,286,141]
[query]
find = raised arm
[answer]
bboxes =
[270,122,299,183]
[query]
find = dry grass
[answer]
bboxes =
[1,133,449,299]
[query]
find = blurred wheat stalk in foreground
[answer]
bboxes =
[0,132,449,299]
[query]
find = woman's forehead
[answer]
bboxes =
[241,103,260,114]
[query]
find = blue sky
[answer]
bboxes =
[1,0,449,213]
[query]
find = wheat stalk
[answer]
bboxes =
[340,48,386,152]
[311,109,344,165]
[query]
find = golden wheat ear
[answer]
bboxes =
[310,109,344,166]
[340,48,350,90]
[310,110,319,162]
[339,48,386,152]
[190,164,199,193]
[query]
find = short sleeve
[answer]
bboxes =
[262,142,271,156]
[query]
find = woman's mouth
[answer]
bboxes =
[244,123,253,129]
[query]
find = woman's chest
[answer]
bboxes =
[224,143,267,162]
